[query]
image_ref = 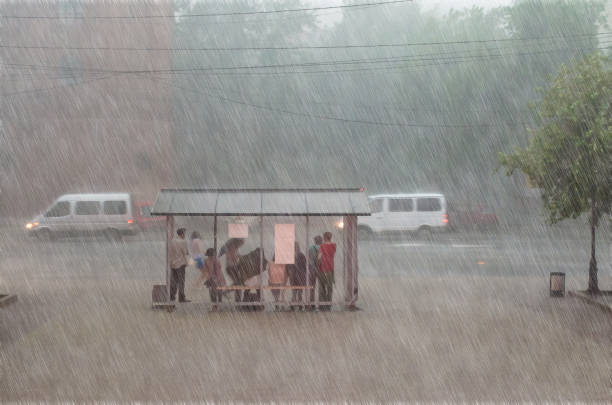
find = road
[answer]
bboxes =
[1,225,611,401]
[1,225,609,284]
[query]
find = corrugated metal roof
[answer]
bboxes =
[151,188,370,216]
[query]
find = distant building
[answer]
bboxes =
[0,1,175,216]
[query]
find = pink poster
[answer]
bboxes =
[274,223,295,264]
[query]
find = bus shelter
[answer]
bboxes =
[151,188,370,311]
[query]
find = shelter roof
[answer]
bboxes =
[151,188,370,216]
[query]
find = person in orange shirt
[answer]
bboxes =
[317,232,336,311]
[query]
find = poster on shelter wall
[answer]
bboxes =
[228,223,249,238]
[274,224,295,264]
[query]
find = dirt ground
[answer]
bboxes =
[1,275,611,402]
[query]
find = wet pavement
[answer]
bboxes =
[1,227,611,401]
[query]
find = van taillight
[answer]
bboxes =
[442,214,449,223]
[128,219,134,224]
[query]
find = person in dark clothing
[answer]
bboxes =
[306,235,322,311]
[287,242,307,310]
[219,238,244,302]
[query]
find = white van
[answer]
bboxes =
[25,193,138,240]
[357,193,449,238]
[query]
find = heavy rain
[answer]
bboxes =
[1,0,611,401]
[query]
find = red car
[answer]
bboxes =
[133,201,165,231]
[448,203,499,230]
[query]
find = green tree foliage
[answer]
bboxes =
[500,54,611,292]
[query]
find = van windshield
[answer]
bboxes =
[45,201,70,217]
[369,199,383,213]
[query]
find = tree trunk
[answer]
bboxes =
[587,200,599,294]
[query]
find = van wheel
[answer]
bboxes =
[37,228,54,241]
[357,226,372,240]
[416,226,433,240]
[104,229,122,241]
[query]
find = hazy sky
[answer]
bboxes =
[417,0,514,12]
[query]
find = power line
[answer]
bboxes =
[1,31,608,52]
[164,43,612,74]
[3,42,609,78]
[164,78,537,116]
[0,66,533,118]
[1,67,527,128]
[0,0,412,20]
[152,44,612,77]
[142,74,530,129]
[0,73,115,97]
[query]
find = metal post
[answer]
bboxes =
[259,215,264,304]
[343,215,358,307]
[305,215,310,306]
[213,215,218,256]
[166,215,174,305]
[342,216,346,307]
[353,215,359,307]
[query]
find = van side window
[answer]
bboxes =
[75,201,100,215]
[417,198,441,212]
[45,201,70,217]
[369,199,383,213]
[389,198,413,212]
[104,201,126,215]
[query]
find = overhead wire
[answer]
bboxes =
[0,73,116,97]
[0,0,412,19]
[2,39,609,78]
[1,31,609,52]
[139,73,531,129]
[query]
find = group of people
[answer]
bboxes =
[167,227,337,311]
[167,228,226,310]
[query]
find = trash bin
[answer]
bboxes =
[152,284,168,306]
[550,272,565,297]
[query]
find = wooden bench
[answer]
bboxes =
[216,285,259,291]
[216,285,313,291]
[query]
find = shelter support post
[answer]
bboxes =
[305,216,310,306]
[343,215,358,307]
[213,215,218,256]
[260,215,264,304]
[166,215,174,304]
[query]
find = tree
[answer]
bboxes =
[500,54,611,293]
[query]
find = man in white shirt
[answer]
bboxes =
[169,227,190,302]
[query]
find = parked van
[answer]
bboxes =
[357,193,449,238]
[25,193,138,240]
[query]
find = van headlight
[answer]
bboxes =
[26,222,39,230]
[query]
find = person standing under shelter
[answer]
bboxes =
[204,248,225,311]
[318,232,336,311]
[287,242,307,310]
[190,231,204,273]
[219,238,244,302]
[169,227,190,303]
[268,255,287,308]
[306,235,322,311]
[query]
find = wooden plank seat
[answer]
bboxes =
[216,285,260,290]
[216,285,313,290]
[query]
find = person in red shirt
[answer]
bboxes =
[317,231,336,311]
